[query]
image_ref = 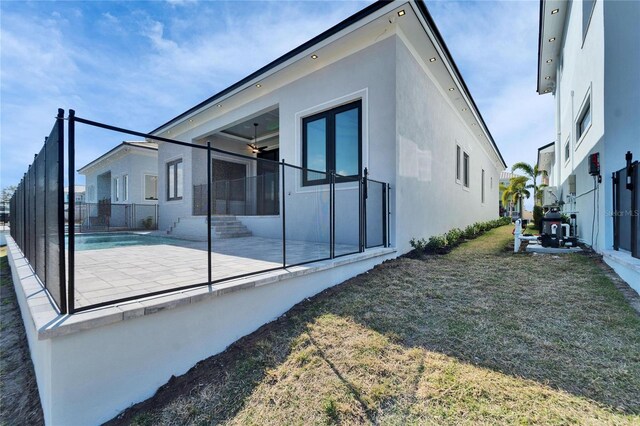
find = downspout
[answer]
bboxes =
[570,89,576,212]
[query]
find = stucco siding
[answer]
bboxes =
[394,36,500,253]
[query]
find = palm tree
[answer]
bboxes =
[511,162,548,206]
[501,176,530,216]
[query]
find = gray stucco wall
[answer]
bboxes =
[394,37,501,253]
[158,36,398,244]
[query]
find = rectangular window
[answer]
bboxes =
[302,100,361,185]
[123,175,128,201]
[583,0,596,41]
[463,152,470,188]
[145,175,158,200]
[481,169,485,203]
[577,101,591,140]
[456,145,461,181]
[167,159,183,201]
[113,177,120,202]
[564,140,571,162]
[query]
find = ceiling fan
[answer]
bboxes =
[247,122,268,154]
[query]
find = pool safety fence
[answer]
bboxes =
[9,109,391,314]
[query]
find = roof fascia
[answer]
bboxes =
[150,0,394,135]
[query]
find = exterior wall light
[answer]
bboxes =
[311,54,318,59]
[429,57,436,62]
[551,8,559,14]
[397,10,405,16]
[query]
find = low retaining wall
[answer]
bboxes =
[6,236,394,425]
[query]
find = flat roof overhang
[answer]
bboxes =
[537,0,568,95]
[150,0,506,169]
[537,141,555,173]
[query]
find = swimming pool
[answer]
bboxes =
[71,233,183,251]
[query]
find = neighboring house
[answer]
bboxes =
[78,141,159,229]
[64,185,86,204]
[150,0,506,253]
[499,171,524,218]
[536,0,640,289]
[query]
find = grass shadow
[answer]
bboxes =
[106,226,640,425]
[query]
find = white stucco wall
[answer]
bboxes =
[552,0,640,254]
[394,36,502,253]
[82,148,158,206]
[158,36,398,245]
[7,236,394,426]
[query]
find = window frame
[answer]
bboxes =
[582,0,596,43]
[576,93,592,146]
[166,158,183,201]
[481,168,485,203]
[455,145,461,183]
[564,139,571,164]
[463,152,470,188]
[302,100,362,186]
[113,177,120,202]
[123,174,129,201]
[144,174,158,201]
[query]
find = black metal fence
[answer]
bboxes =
[193,173,279,216]
[9,109,67,314]
[612,157,639,259]
[9,109,390,315]
[75,203,158,232]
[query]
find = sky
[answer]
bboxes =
[0,0,555,208]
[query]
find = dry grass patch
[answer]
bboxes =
[0,246,44,426]
[108,226,640,425]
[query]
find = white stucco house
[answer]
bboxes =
[535,0,640,290]
[150,0,506,253]
[6,2,509,424]
[78,141,159,229]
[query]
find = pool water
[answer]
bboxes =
[71,233,182,251]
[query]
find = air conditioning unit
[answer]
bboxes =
[542,186,559,207]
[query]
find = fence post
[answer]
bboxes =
[612,172,618,250]
[383,183,388,248]
[361,168,368,252]
[330,170,335,259]
[207,141,212,286]
[281,159,286,267]
[68,109,75,314]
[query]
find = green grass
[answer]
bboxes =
[102,226,639,424]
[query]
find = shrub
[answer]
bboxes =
[446,228,463,246]
[141,216,154,229]
[411,217,511,255]
[533,205,543,230]
[426,235,447,251]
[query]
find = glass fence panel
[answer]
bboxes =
[333,175,361,257]
[365,180,385,248]
[284,164,330,266]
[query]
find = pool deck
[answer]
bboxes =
[73,236,359,308]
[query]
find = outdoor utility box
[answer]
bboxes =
[589,152,600,176]
[541,210,563,247]
[568,174,576,194]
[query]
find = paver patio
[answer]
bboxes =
[73,236,358,308]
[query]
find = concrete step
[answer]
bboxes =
[214,231,252,238]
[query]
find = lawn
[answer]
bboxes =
[0,246,44,425]
[107,226,640,425]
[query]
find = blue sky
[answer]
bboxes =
[0,0,554,208]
